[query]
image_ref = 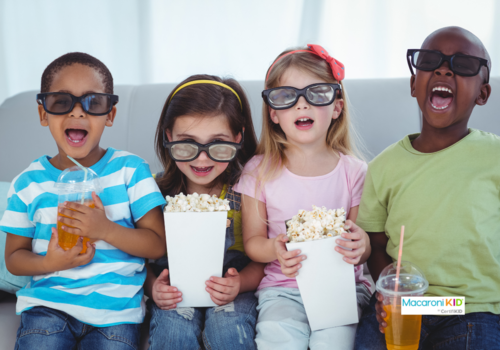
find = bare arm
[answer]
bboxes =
[241,194,276,263]
[346,206,371,266]
[367,232,392,283]
[238,261,265,293]
[58,193,166,259]
[5,230,95,276]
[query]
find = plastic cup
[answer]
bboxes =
[54,166,102,254]
[376,261,428,350]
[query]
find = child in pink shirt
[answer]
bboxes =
[234,44,372,350]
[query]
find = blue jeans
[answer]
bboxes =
[148,291,258,349]
[15,306,141,350]
[354,292,500,350]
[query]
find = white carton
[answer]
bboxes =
[286,237,358,331]
[164,211,227,307]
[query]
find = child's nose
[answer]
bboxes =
[434,60,454,78]
[69,103,86,118]
[295,96,310,110]
[198,151,209,160]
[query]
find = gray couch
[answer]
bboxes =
[1,78,499,349]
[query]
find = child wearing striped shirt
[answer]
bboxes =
[0,52,166,349]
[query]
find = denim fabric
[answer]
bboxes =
[354,292,500,350]
[14,306,141,350]
[148,291,258,350]
[254,284,371,350]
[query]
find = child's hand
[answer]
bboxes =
[42,228,95,272]
[335,220,369,265]
[274,234,306,278]
[205,268,240,306]
[57,192,113,242]
[375,292,388,333]
[153,269,182,310]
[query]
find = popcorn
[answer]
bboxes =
[286,205,347,242]
[164,193,231,212]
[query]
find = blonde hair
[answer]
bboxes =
[254,47,361,189]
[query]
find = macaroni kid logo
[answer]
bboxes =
[401,297,465,315]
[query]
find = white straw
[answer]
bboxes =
[67,156,88,204]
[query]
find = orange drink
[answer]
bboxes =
[57,200,95,254]
[376,262,429,350]
[383,304,422,350]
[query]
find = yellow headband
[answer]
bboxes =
[169,80,242,109]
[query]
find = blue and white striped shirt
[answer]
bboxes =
[0,148,166,326]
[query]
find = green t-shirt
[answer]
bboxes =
[358,129,500,314]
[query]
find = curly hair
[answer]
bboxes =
[41,52,113,93]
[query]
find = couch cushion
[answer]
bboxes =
[0,181,30,294]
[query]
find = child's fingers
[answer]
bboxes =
[282,263,302,277]
[336,238,362,250]
[205,280,232,295]
[63,201,91,214]
[209,276,233,286]
[48,228,60,250]
[92,192,105,210]
[68,237,84,255]
[280,249,302,260]
[58,216,82,230]
[335,245,363,258]
[281,254,306,268]
[340,231,361,241]
[342,256,360,265]
[157,269,171,284]
[277,233,289,243]
[157,291,182,302]
[76,242,95,265]
[206,287,232,302]
[58,207,83,221]
[156,284,177,293]
[156,296,182,309]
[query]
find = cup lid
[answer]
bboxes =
[54,165,102,193]
[376,260,429,296]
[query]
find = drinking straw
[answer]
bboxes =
[394,225,405,305]
[67,156,88,204]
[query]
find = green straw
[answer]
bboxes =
[67,156,88,204]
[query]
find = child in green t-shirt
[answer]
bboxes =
[354,26,500,349]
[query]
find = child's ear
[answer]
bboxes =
[39,105,48,127]
[166,129,173,142]
[105,106,117,127]
[476,83,492,106]
[269,108,280,124]
[235,127,244,143]
[410,75,416,97]
[332,99,344,120]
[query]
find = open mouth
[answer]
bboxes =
[65,128,88,145]
[295,117,314,128]
[430,87,454,110]
[190,166,214,176]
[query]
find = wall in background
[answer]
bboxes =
[0,0,499,105]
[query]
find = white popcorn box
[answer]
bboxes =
[286,237,359,331]
[164,211,227,307]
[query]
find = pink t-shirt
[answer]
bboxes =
[234,153,371,291]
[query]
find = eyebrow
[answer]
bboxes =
[56,90,103,95]
[176,133,231,139]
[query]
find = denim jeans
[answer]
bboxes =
[254,284,371,350]
[148,291,258,349]
[354,292,500,350]
[15,306,141,350]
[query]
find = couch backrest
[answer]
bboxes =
[1,78,499,182]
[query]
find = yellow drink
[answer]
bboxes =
[57,200,95,254]
[383,304,422,350]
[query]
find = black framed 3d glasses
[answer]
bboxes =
[36,92,119,116]
[162,131,244,162]
[262,83,342,110]
[407,49,490,82]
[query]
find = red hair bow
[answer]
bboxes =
[265,44,345,82]
[307,44,345,81]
